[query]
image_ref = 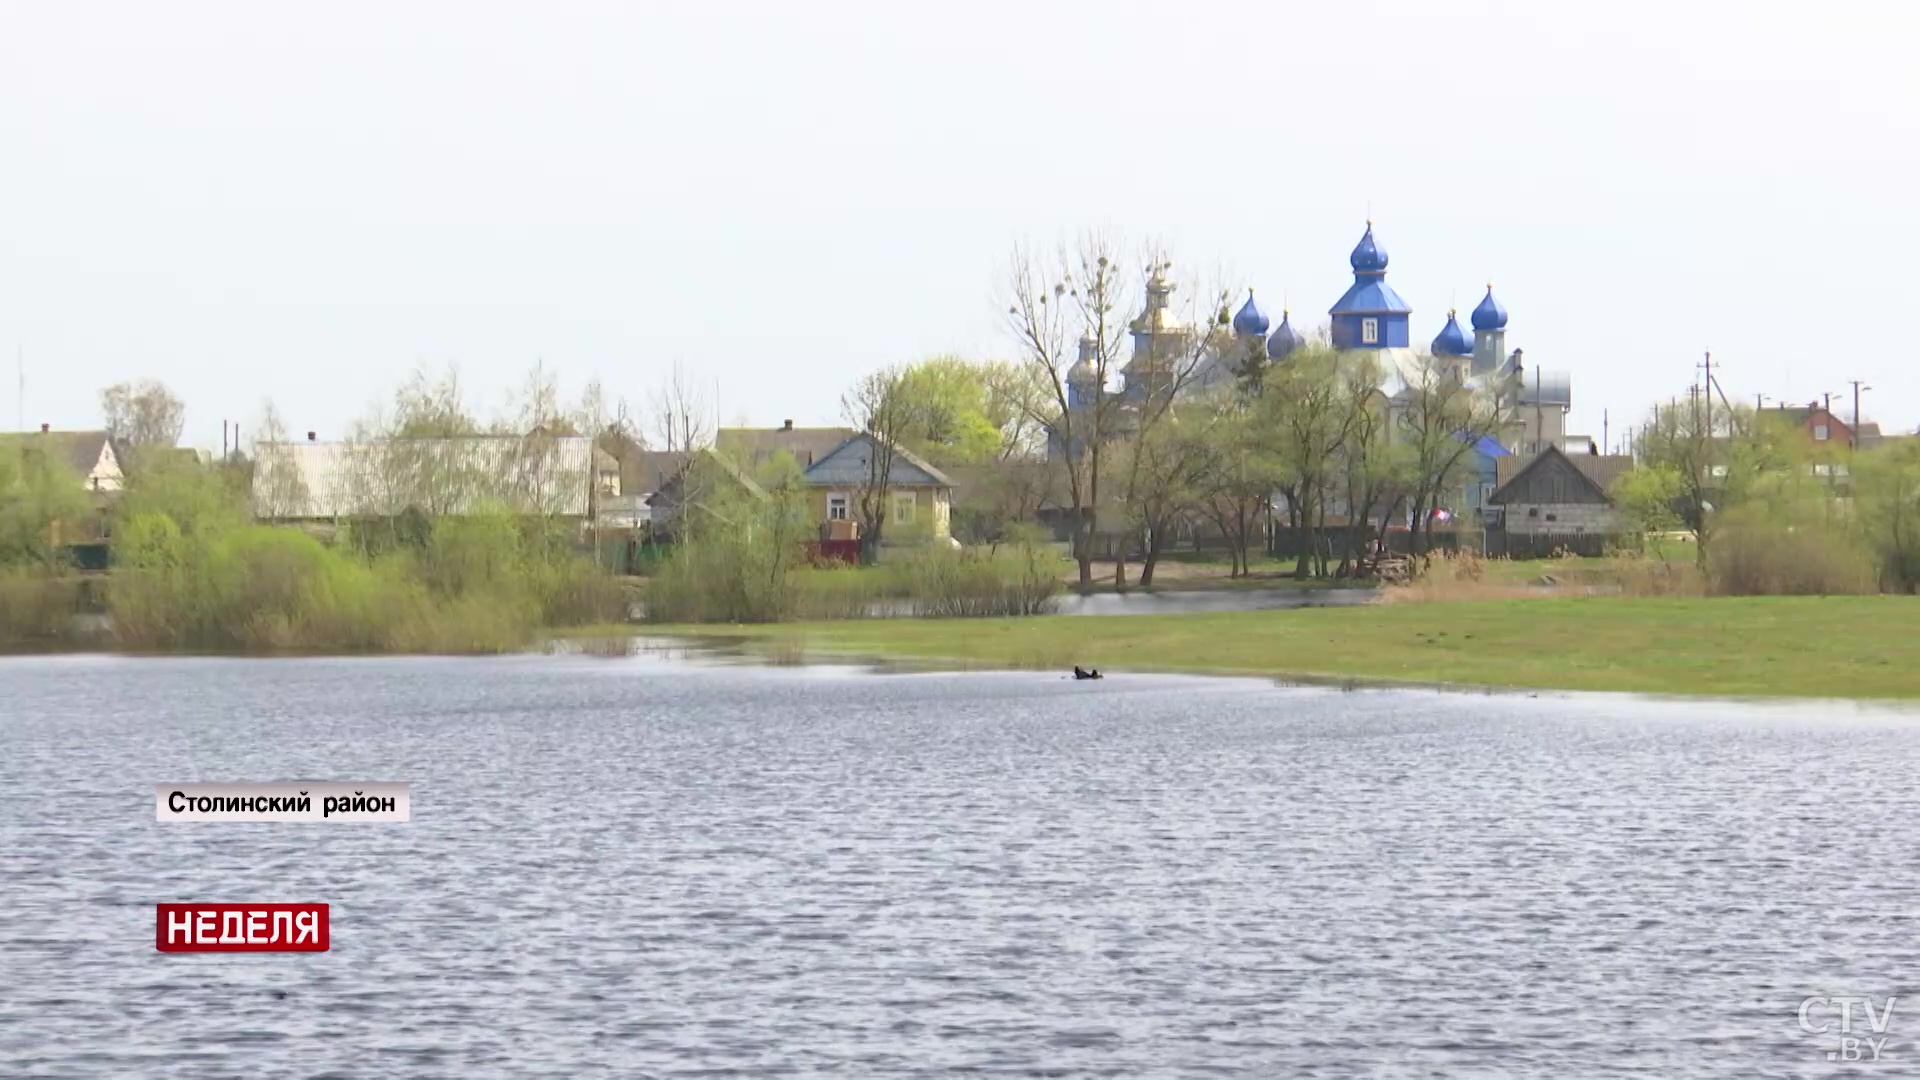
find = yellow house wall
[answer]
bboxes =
[812,485,951,541]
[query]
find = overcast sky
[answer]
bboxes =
[3,0,1916,450]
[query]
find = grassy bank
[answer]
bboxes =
[644,596,1920,699]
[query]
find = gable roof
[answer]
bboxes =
[645,447,767,508]
[717,425,856,470]
[1488,445,1631,506]
[251,436,596,518]
[0,429,118,479]
[800,432,953,488]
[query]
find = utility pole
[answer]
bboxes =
[1847,380,1871,449]
[1698,351,1713,439]
[1603,409,1609,456]
[1533,365,1542,454]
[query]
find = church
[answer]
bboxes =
[1059,222,1578,461]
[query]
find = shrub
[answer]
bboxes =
[0,568,87,648]
[1706,507,1877,596]
[900,544,1062,618]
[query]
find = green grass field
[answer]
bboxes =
[643,596,1920,699]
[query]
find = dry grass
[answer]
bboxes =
[1382,548,1705,604]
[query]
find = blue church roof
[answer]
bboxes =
[1471,284,1508,331]
[1330,221,1411,316]
[1350,222,1388,274]
[1329,278,1411,316]
[1432,310,1472,356]
[1467,434,1510,458]
[1266,311,1304,358]
[1231,291,1269,337]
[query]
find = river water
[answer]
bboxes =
[1,648,1916,1078]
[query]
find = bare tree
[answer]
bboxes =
[251,399,311,519]
[841,364,915,563]
[1105,250,1230,587]
[649,361,713,456]
[1004,236,1118,588]
[1003,235,1221,589]
[100,379,186,470]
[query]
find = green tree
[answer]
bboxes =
[1611,464,1686,557]
[1116,407,1209,586]
[1395,352,1501,560]
[1263,344,1358,579]
[895,355,1003,466]
[1192,404,1277,578]
[1855,438,1920,592]
[1634,398,1782,567]
[0,441,90,568]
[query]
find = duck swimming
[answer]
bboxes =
[1072,666,1103,680]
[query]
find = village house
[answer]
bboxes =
[718,421,857,472]
[0,427,125,493]
[1486,444,1633,544]
[799,432,955,548]
[643,448,767,545]
[0,427,122,566]
[250,431,613,525]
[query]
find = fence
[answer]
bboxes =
[1265,528,1625,561]
[1483,531,1619,559]
[803,539,861,566]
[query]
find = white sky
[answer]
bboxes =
[3,0,1916,450]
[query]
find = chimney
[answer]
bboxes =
[306,431,316,442]
[40,422,49,433]
[782,419,793,431]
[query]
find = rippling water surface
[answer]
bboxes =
[2,648,1917,1078]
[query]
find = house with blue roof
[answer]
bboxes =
[800,431,956,549]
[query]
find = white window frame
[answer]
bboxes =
[892,490,916,525]
[1361,317,1379,345]
[827,492,849,520]
[1814,424,1829,441]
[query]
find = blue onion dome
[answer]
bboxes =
[1266,310,1304,358]
[1349,220,1388,274]
[1231,290,1270,337]
[1471,283,1508,331]
[1432,309,1472,356]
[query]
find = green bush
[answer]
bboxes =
[1706,506,1878,597]
[0,568,87,648]
[901,544,1062,617]
[107,500,627,653]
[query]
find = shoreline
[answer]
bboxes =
[625,595,1920,701]
[9,594,1919,701]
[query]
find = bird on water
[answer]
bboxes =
[1072,666,1103,680]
